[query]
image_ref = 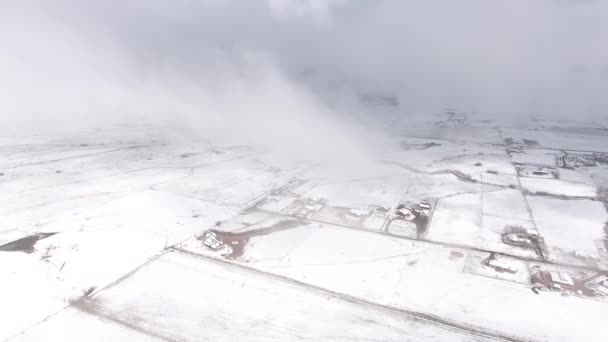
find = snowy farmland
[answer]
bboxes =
[10,251,497,342]
[2,120,608,342]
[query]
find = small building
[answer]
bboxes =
[549,272,574,287]
[502,225,540,248]
[507,146,524,153]
[481,253,518,274]
[504,233,529,244]
[202,232,223,250]
[486,258,517,274]
[502,233,536,248]
[411,201,432,217]
[395,208,415,221]
[417,202,431,210]
[587,274,608,296]
[524,228,539,238]
[595,279,608,296]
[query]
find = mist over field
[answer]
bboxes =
[1,0,607,144]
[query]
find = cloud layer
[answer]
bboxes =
[1,0,607,137]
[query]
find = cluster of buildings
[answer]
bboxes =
[502,225,541,250]
[531,270,608,298]
[514,165,559,179]
[504,137,542,154]
[532,271,575,291]
[560,152,608,168]
[395,201,432,221]
[506,145,525,154]
[588,275,608,297]
[504,137,540,147]
[200,231,230,252]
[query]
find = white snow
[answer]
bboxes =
[502,128,608,151]
[3,123,608,342]
[527,196,608,262]
[190,223,608,342]
[10,308,162,342]
[12,251,487,342]
[520,177,597,197]
[509,148,559,166]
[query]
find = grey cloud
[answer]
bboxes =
[1,0,607,135]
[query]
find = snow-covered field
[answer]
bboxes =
[181,222,608,342]
[528,196,608,265]
[520,178,597,197]
[11,251,494,342]
[2,120,608,341]
[502,128,608,151]
[426,189,540,258]
[509,148,559,166]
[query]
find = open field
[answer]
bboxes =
[10,251,496,342]
[181,220,608,342]
[2,119,608,341]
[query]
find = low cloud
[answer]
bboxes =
[1,0,606,143]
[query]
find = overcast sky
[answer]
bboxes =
[1,0,607,138]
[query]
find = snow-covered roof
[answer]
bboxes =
[549,272,574,286]
[418,203,431,209]
[524,228,539,237]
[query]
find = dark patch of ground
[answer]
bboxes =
[523,139,540,146]
[413,213,429,238]
[200,220,308,260]
[0,232,57,253]
[73,298,177,342]
[532,271,602,298]
[448,170,476,183]
[522,189,596,200]
[450,251,464,258]
[400,141,441,151]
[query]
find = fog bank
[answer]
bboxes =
[1,0,607,143]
